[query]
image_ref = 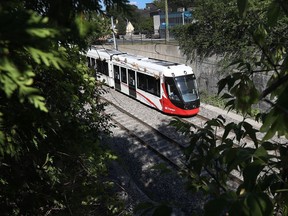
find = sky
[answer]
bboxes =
[129,0,152,9]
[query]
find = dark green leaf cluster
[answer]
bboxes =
[172,116,288,215]
[0,0,129,215]
[134,202,173,216]
[153,0,195,11]
[107,4,154,35]
[172,0,254,60]
[173,0,288,139]
[172,0,288,215]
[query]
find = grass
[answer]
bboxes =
[200,91,260,118]
[200,92,226,109]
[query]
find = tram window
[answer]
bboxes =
[113,65,120,80]
[96,59,109,76]
[96,59,102,72]
[121,67,127,83]
[102,61,109,76]
[165,77,180,101]
[91,58,96,69]
[128,69,135,86]
[137,72,160,97]
[87,57,91,67]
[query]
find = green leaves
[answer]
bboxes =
[175,0,288,141]
[0,57,49,112]
[134,202,173,216]
[28,95,48,112]
[173,0,288,215]
[267,1,282,26]
[0,10,62,113]
[0,1,122,215]
[218,70,259,114]
[237,0,249,18]
[224,192,274,216]
[0,58,20,97]
[253,24,268,47]
[26,47,64,69]
[241,193,273,216]
[242,150,267,188]
[172,113,288,215]
[75,14,90,38]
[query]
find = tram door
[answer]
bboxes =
[128,69,136,98]
[113,65,121,91]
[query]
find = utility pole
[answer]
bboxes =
[182,7,185,25]
[165,0,169,42]
[111,16,118,50]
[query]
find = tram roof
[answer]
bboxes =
[87,47,194,77]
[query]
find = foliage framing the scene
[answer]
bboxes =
[0,0,130,215]
[172,0,288,215]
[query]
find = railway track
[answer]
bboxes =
[176,114,257,149]
[101,98,205,214]
[98,88,288,216]
[101,89,243,186]
[102,97,187,171]
[102,96,245,192]
[101,88,285,191]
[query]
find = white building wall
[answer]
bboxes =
[153,15,160,35]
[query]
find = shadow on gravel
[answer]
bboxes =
[101,122,206,216]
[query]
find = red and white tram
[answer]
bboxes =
[86,46,200,116]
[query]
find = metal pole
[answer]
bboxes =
[165,0,169,42]
[111,16,118,50]
[182,8,185,25]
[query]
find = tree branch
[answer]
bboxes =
[260,74,288,99]
[263,98,288,116]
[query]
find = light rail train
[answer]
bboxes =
[86,46,200,116]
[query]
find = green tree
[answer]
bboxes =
[106,4,153,36]
[106,3,136,35]
[171,0,288,215]
[153,0,194,11]
[86,14,113,44]
[0,0,129,215]
[138,17,154,33]
[129,9,154,35]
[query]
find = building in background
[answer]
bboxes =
[158,9,192,38]
[126,21,135,37]
[145,3,193,39]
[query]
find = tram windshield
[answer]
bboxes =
[165,74,199,103]
[174,74,199,102]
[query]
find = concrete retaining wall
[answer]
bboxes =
[112,44,270,111]
[116,44,222,95]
